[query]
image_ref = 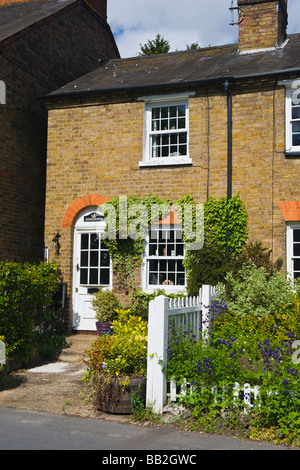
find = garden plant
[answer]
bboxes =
[164,265,300,446]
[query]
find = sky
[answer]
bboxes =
[107,0,300,58]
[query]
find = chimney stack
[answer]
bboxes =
[237,0,288,51]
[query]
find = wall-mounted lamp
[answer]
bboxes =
[52,232,61,256]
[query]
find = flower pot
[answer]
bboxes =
[96,321,112,336]
[95,375,146,414]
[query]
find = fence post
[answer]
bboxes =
[201,285,211,339]
[146,295,169,414]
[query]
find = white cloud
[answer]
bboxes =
[107,0,300,58]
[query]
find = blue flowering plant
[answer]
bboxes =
[165,321,245,412]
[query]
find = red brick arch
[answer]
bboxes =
[278,201,300,222]
[61,194,111,229]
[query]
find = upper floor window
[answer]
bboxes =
[287,86,300,152]
[279,80,300,154]
[138,93,194,167]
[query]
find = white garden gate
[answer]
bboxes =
[146,285,218,414]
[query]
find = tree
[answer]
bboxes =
[186,41,200,50]
[139,34,170,56]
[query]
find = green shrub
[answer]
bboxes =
[0,261,64,362]
[91,288,123,323]
[219,264,297,318]
[84,309,148,377]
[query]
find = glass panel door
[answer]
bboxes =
[79,232,111,286]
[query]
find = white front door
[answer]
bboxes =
[73,207,112,331]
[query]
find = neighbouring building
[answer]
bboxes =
[0,0,119,262]
[42,0,300,332]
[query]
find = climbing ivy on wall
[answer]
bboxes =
[102,193,248,295]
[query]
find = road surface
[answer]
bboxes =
[0,407,290,452]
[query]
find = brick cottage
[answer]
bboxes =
[42,0,300,331]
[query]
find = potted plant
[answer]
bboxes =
[91,288,123,336]
[84,309,148,414]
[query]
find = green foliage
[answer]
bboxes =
[0,261,64,362]
[139,34,170,55]
[183,194,248,294]
[91,288,123,323]
[165,291,300,446]
[204,194,248,255]
[130,288,185,320]
[85,309,148,377]
[219,264,297,318]
[103,194,172,293]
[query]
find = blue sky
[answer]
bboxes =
[107,0,300,58]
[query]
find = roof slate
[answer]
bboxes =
[47,34,300,98]
[0,0,77,43]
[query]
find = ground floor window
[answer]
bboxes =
[143,224,186,290]
[287,223,300,280]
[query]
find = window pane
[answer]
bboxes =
[292,107,300,119]
[179,133,187,144]
[168,260,176,271]
[90,251,98,267]
[170,106,177,118]
[160,259,167,271]
[178,117,186,129]
[176,244,184,256]
[294,244,300,256]
[81,234,89,250]
[292,134,300,146]
[100,251,110,267]
[177,260,185,272]
[294,259,300,271]
[149,244,157,256]
[152,108,160,119]
[292,122,300,133]
[81,251,88,267]
[90,269,98,285]
[167,244,176,256]
[295,272,300,279]
[294,230,300,242]
[177,273,185,285]
[168,273,176,285]
[170,119,177,129]
[178,105,186,116]
[100,269,110,285]
[80,268,88,285]
[149,273,158,285]
[161,107,168,119]
[90,234,99,249]
[161,119,168,130]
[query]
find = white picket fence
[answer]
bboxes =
[167,380,261,414]
[146,285,218,414]
[146,285,264,414]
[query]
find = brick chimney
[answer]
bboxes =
[237,0,288,51]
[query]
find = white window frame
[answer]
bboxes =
[286,222,300,281]
[141,224,186,293]
[138,93,194,167]
[279,79,300,154]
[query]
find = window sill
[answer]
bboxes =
[139,157,193,168]
[285,151,300,159]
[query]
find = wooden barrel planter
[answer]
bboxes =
[94,374,146,414]
[96,321,112,336]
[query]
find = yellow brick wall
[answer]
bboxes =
[44,82,300,328]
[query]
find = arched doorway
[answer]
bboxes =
[73,206,112,331]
